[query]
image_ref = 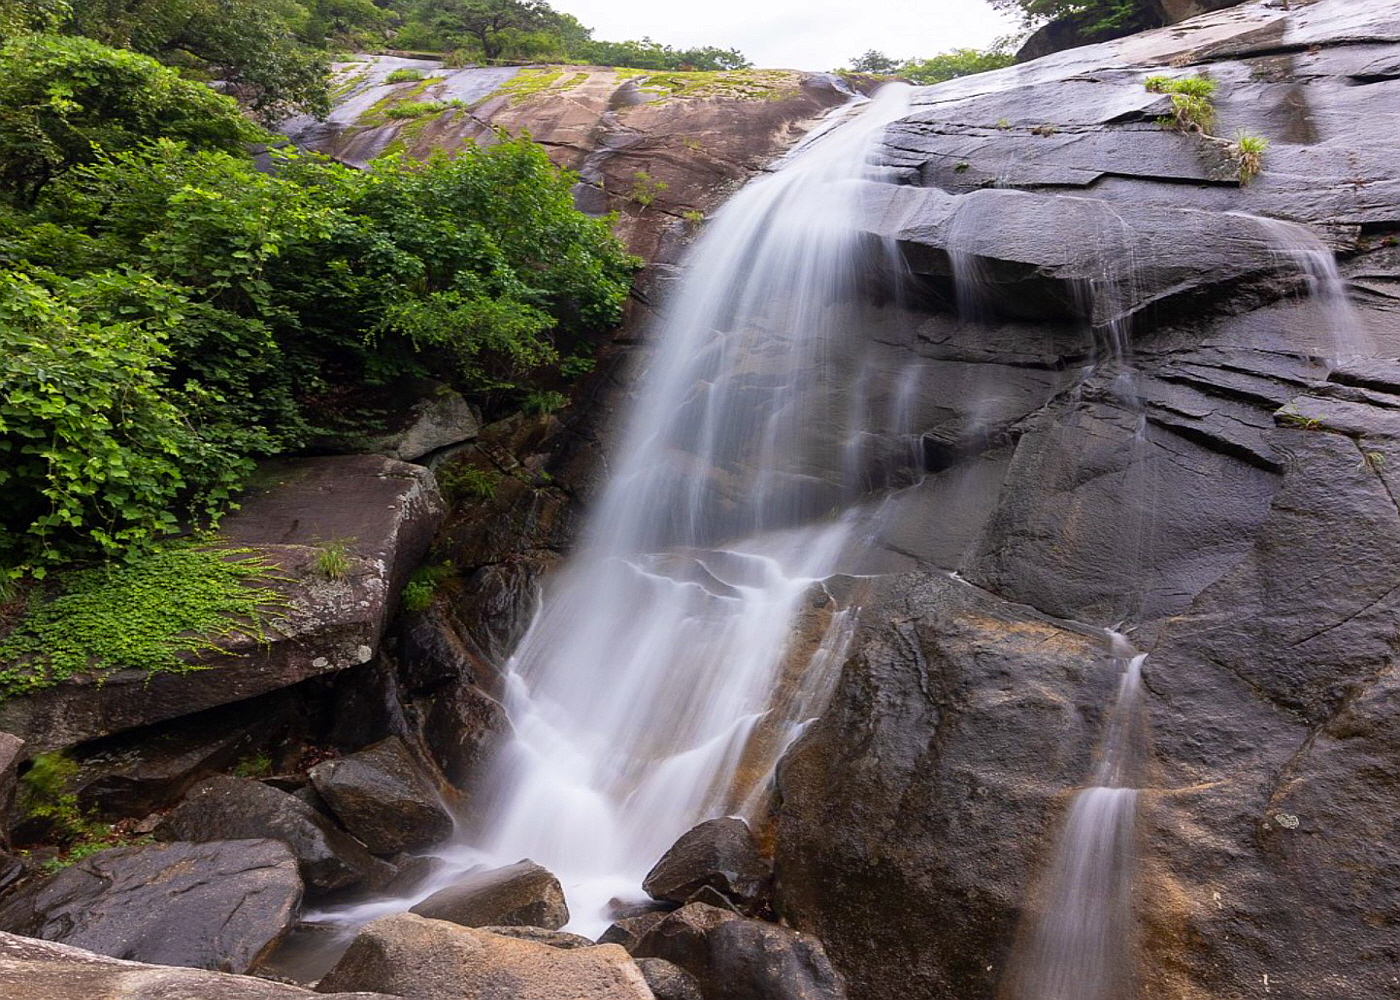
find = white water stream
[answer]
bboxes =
[310,85,919,940]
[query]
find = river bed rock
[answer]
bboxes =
[409,859,569,930]
[0,840,301,973]
[316,913,654,1000]
[308,737,453,854]
[642,817,770,912]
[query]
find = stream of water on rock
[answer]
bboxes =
[312,84,919,942]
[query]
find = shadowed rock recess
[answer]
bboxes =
[774,2,1400,1000]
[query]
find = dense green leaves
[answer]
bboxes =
[987,0,1161,37]
[844,46,1016,84]
[0,34,264,204]
[1,129,636,568]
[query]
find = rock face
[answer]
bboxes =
[409,860,569,930]
[774,2,1400,1000]
[155,776,389,893]
[0,456,445,753]
[0,931,392,1000]
[642,817,770,911]
[0,840,301,973]
[0,734,22,851]
[632,903,846,1000]
[308,737,454,854]
[316,913,654,1000]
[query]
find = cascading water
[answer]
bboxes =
[325,85,917,938]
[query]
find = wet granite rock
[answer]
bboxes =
[0,930,392,999]
[316,913,654,999]
[155,777,390,893]
[598,911,670,952]
[409,860,569,930]
[308,737,453,854]
[0,840,300,973]
[0,733,22,851]
[643,817,770,912]
[636,957,704,1000]
[632,903,845,1000]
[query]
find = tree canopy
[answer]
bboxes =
[844,45,1015,84]
[987,0,1162,37]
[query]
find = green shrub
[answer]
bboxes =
[18,751,97,845]
[1145,75,1218,132]
[384,99,450,119]
[0,544,286,697]
[522,390,568,415]
[232,751,273,777]
[439,464,501,501]
[385,67,426,83]
[400,561,454,612]
[629,169,668,207]
[898,47,1015,85]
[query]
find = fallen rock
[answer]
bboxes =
[0,930,392,999]
[155,776,390,893]
[0,840,300,973]
[642,817,770,911]
[636,957,704,1000]
[309,737,454,854]
[632,904,845,1000]
[364,380,480,462]
[316,912,654,999]
[409,859,568,930]
[0,733,22,850]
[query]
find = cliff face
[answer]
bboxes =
[774,2,1400,998]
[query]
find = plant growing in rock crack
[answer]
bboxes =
[232,752,274,778]
[682,209,705,225]
[522,390,569,415]
[629,170,669,208]
[440,464,502,502]
[1276,409,1323,430]
[1233,133,1270,185]
[400,562,455,613]
[385,68,426,84]
[1360,450,1386,471]
[313,540,354,580]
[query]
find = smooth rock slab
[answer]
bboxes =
[309,737,453,854]
[410,859,568,930]
[0,840,301,973]
[0,931,391,999]
[156,776,390,893]
[316,913,654,1000]
[642,817,770,911]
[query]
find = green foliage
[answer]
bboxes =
[521,389,567,415]
[438,463,501,501]
[232,751,273,777]
[1233,132,1269,184]
[629,169,667,208]
[383,98,453,118]
[18,751,94,844]
[897,47,1015,84]
[571,37,749,72]
[66,0,331,121]
[848,49,900,74]
[312,539,353,580]
[0,0,70,36]
[385,67,426,83]
[988,0,1160,37]
[415,0,563,61]
[682,209,704,225]
[0,544,286,697]
[400,560,453,612]
[1145,75,1218,132]
[0,34,265,204]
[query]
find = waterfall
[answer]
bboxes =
[369,84,917,936]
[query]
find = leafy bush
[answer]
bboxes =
[989,0,1160,37]
[1145,75,1218,131]
[385,67,426,83]
[899,48,1016,85]
[0,34,264,204]
[1233,133,1269,184]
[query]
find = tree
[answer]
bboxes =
[847,49,900,74]
[67,0,331,121]
[0,33,264,204]
[987,0,1161,36]
[0,0,70,36]
[899,47,1015,85]
[420,0,562,61]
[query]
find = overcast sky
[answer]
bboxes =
[558,1,1021,72]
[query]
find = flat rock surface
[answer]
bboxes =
[0,840,301,973]
[317,913,654,1000]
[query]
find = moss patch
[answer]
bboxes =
[632,69,795,104]
[0,545,287,698]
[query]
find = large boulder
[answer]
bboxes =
[0,733,22,850]
[308,737,454,854]
[409,859,569,930]
[0,931,392,999]
[632,904,845,1000]
[0,840,301,973]
[316,913,655,1000]
[642,817,770,912]
[155,777,390,893]
[636,957,704,1000]
[0,456,445,753]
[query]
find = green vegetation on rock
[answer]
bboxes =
[0,545,286,697]
[988,0,1161,38]
[845,45,1015,85]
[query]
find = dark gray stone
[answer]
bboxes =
[0,840,301,973]
[409,859,569,930]
[156,776,390,893]
[308,737,453,854]
[636,957,704,1000]
[643,817,770,912]
[0,734,22,851]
